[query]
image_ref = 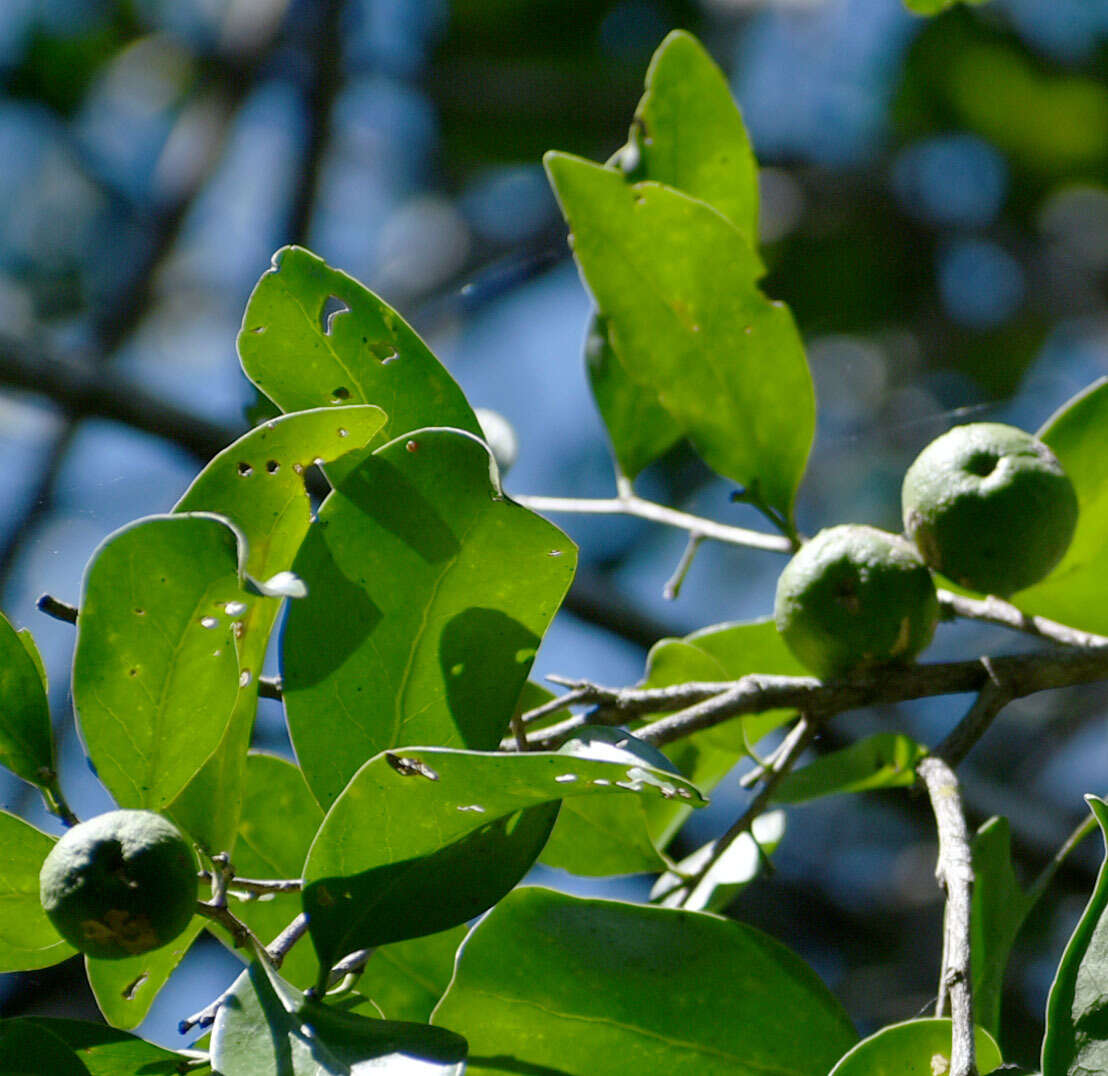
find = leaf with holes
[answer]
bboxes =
[432,887,857,1076]
[0,810,74,972]
[283,428,576,808]
[546,151,814,523]
[238,246,479,483]
[0,612,54,790]
[1016,379,1108,633]
[169,407,383,853]
[212,959,468,1075]
[85,919,205,1031]
[72,514,247,811]
[302,745,704,978]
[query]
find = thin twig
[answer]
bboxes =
[510,645,1108,752]
[938,590,1108,649]
[677,715,816,907]
[201,871,302,896]
[917,754,976,1076]
[268,913,310,970]
[36,594,77,624]
[663,533,704,601]
[522,685,592,726]
[932,658,1010,768]
[514,493,793,553]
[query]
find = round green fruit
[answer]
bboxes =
[774,524,939,680]
[902,422,1078,597]
[39,809,198,960]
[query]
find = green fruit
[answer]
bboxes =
[39,810,198,960]
[902,422,1078,597]
[774,525,939,680]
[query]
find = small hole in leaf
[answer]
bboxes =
[237,462,253,477]
[200,617,219,629]
[406,440,419,453]
[368,341,399,364]
[337,428,348,438]
[133,608,144,616]
[248,326,266,335]
[239,669,252,687]
[292,463,304,475]
[128,668,139,677]
[266,460,280,474]
[332,386,350,401]
[320,295,350,335]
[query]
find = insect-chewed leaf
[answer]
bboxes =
[73,513,247,812]
[302,746,704,976]
[238,246,479,483]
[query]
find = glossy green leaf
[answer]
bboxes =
[651,810,786,911]
[283,428,577,808]
[585,313,681,481]
[1042,795,1108,1075]
[303,745,704,975]
[211,959,468,1075]
[433,887,856,1075]
[16,627,47,693]
[86,918,205,1030]
[0,1019,91,1075]
[623,29,760,243]
[972,816,1034,1038]
[352,926,468,1024]
[72,514,247,811]
[222,753,323,988]
[169,408,382,853]
[0,611,54,789]
[828,1018,1002,1075]
[545,151,814,521]
[1017,379,1108,633]
[540,727,682,876]
[638,618,807,849]
[21,1018,186,1075]
[772,733,928,804]
[0,810,74,972]
[238,245,479,482]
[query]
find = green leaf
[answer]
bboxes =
[585,313,681,481]
[0,810,74,972]
[828,1018,1002,1075]
[1042,795,1108,1075]
[238,245,480,482]
[351,926,468,1024]
[21,1018,186,1075]
[624,29,760,243]
[170,408,382,853]
[902,0,988,13]
[541,727,686,876]
[211,959,468,1075]
[638,618,807,849]
[432,887,857,1076]
[283,428,577,808]
[545,151,814,521]
[303,745,704,976]
[222,753,323,988]
[1016,379,1108,633]
[0,611,54,789]
[85,918,206,1030]
[72,513,248,812]
[972,816,1034,1038]
[0,1019,91,1075]
[772,733,928,804]
[16,627,47,693]
[650,810,786,911]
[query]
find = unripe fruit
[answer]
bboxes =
[774,524,939,680]
[902,422,1078,597]
[39,810,198,960]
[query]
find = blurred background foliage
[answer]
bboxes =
[1,0,1107,1065]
